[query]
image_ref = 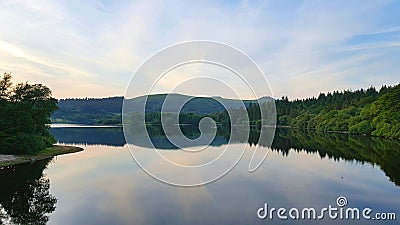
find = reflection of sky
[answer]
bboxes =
[45,144,400,225]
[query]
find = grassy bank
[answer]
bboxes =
[0,145,83,167]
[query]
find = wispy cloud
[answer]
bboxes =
[0,0,399,99]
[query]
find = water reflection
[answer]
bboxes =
[50,125,268,149]
[45,137,400,225]
[50,126,228,148]
[226,127,400,186]
[2,126,397,225]
[51,127,126,146]
[270,129,400,186]
[50,126,400,186]
[0,159,57,225]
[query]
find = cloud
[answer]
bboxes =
[0,0,399,99]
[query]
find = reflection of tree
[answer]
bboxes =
[50,124,400,186]
[228,127,400,186]
[51,127,125,146]
[0,159,57,225]
[268,129,400,186]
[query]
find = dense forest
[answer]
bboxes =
[209,83,400,138]
[51,81,399,138]
[0,73,58,154]
[51,94,268,124]
[52,97,123,125]
[274,84,400,138]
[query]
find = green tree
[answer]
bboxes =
[0,72,12,99]
[0,73,58,154]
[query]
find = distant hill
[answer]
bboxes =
[123,93,273,114]
[51,94,273,124]
[51,97,123,124]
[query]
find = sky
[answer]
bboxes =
[0,0,399,100]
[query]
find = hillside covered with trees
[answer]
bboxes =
[0,73,58,154]
[52,94,269,125]
[211,83,399,138]
[274,84,400,138]
[50,81,399,138]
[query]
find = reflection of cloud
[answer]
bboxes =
[46,144,216,224]
[0,0,399,99]
[44,142,400,224]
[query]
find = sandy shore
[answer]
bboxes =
[0,155,17,162]
[0,145,84,167]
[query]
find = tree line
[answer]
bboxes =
[243,84,399,138]
[110,83,400,139]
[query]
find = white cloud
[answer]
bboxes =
[0,0,398,99]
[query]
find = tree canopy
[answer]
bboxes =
[0,73,58,154]
[210,83,399,138]
[273,84,400,138]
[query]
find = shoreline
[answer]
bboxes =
[0,145,84,168]
[275,125,400,139]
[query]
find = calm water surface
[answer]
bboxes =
[1,126,399,224]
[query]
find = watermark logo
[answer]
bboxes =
[122,41,276,186]
[336,196,347,207]
[257,196,397,221]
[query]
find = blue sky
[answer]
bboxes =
[0,0,399,99]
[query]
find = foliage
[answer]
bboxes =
[210,84,399,138]
[273,84,400,138]
[50,78,399,138]
[51,94,265,124]
[0,73,57,154]
[51,97,123,124]
[123,112,206,127]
